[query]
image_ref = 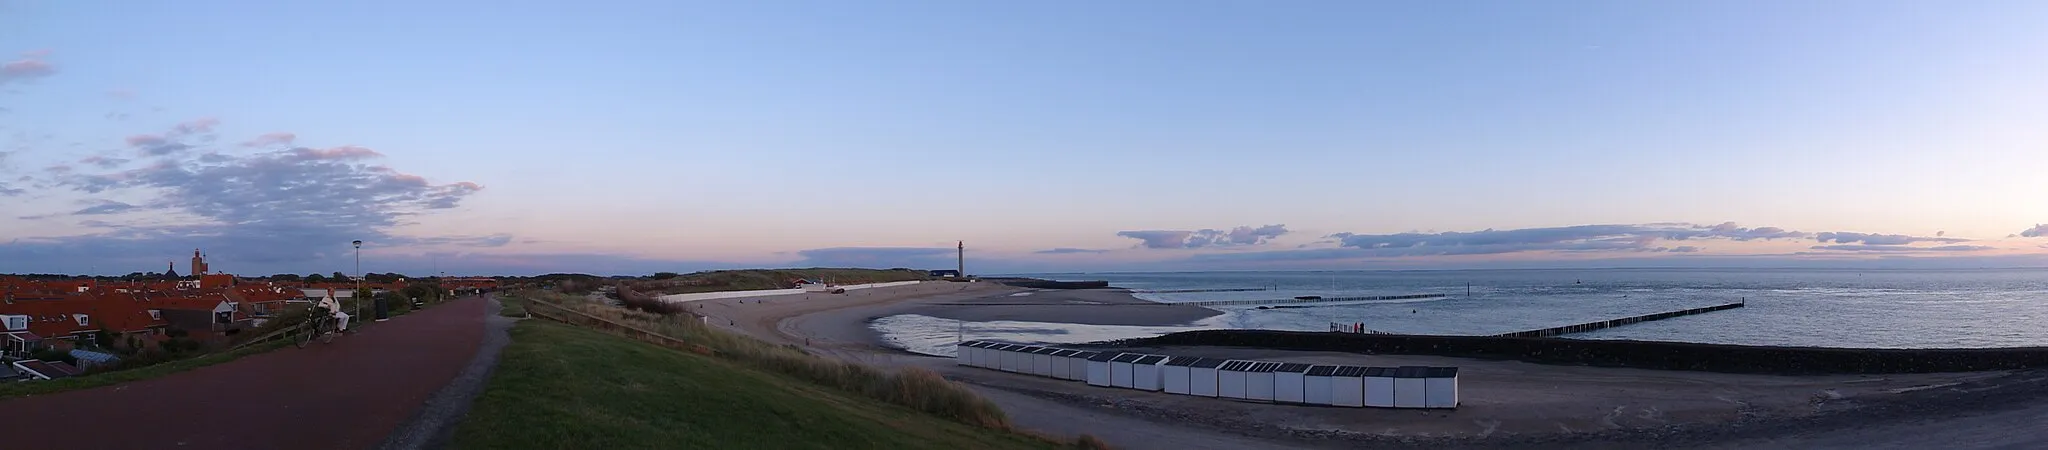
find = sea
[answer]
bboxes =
[870,268,2048,356]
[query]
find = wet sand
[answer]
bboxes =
[687,281,2048,449]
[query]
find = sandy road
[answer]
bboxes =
[683,282,1307,449]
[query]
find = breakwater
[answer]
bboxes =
[1108,329,2048,374]
[988,278,1112,289]
[1178,293,1445,307]
[1494,302,1746,338]
[1131,287,1275,294]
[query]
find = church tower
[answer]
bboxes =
[191,249,209,276]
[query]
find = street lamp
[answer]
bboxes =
[353,240,363,322]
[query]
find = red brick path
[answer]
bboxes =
[0,296,487,450]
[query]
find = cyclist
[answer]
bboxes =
[317,293,351,333]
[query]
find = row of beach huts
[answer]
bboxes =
[954,340,1459,409]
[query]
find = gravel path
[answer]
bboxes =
[378,294,517,450]
[0,296,487,450]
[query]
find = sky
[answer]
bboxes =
[3,1,2048,276]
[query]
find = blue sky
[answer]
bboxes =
[3,1,2048,276]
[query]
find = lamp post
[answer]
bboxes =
[353,240,363,322]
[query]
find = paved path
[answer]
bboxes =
[0,296,488,450]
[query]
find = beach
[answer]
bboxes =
[681,281,2048,450]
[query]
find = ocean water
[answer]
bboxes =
[872,269,2048,356]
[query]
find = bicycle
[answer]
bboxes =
[297,307,340,348]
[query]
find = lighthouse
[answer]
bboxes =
[957,241,965,279]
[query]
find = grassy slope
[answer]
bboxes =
[452,320,1059,450]
[636,268,933,295]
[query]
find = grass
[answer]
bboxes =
[452,320,1070,450]
[530,292,1014,427]
[497,295,528,317]
[630,268,933,295]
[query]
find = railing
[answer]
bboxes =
[524,299,716,356]
[224,321,309,352]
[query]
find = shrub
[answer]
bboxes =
[30,348,76,364]
[161,338,205,354]
[100,349,179,372]
[615,285,685,316]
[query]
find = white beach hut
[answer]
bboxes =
[1131,355,1168,392]
[1393,366,1427,408]
[1068,350,1098,381]
[1303,365,1338,406]
[1017,346,1044,375]
[954,341,977,366]
[1017,347,1041,376]
[1161,356,1201,395]
[1246,362,1279,402]
[1006,345,1034,373]
[985,344,1006,371]
[1189,358,1226,398]
[1049,349,1079,380]
[1273,363,1312,404]
[1424,367,1460,409]
[1217,360,1253,400]
[1084,352,1118,387]
[982,343,1004,371]
[979,342,1003,369]
[974,342,1000,369]
[960,341,985,368]
[1031,347,1058,378]
[997,344,1023,373]
[1333,366,1367,407]
[1363,367,1395,408]
[1043,348,1066,378]
[1109,353,1143,389]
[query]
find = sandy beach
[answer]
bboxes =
[682,281,2048,450]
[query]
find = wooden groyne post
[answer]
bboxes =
[1181,293,1445,307]
[1131,286,1277,294]
[1493,301,1746,338]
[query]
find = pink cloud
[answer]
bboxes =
[174,117,220,134]
[242,132,297,147]
[125,134,167,147]
[292,146,384,160]
[0,50,56,84]
[376,173,430,189]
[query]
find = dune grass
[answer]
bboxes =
[452,320,1068,450]
[528,291,1014,427]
